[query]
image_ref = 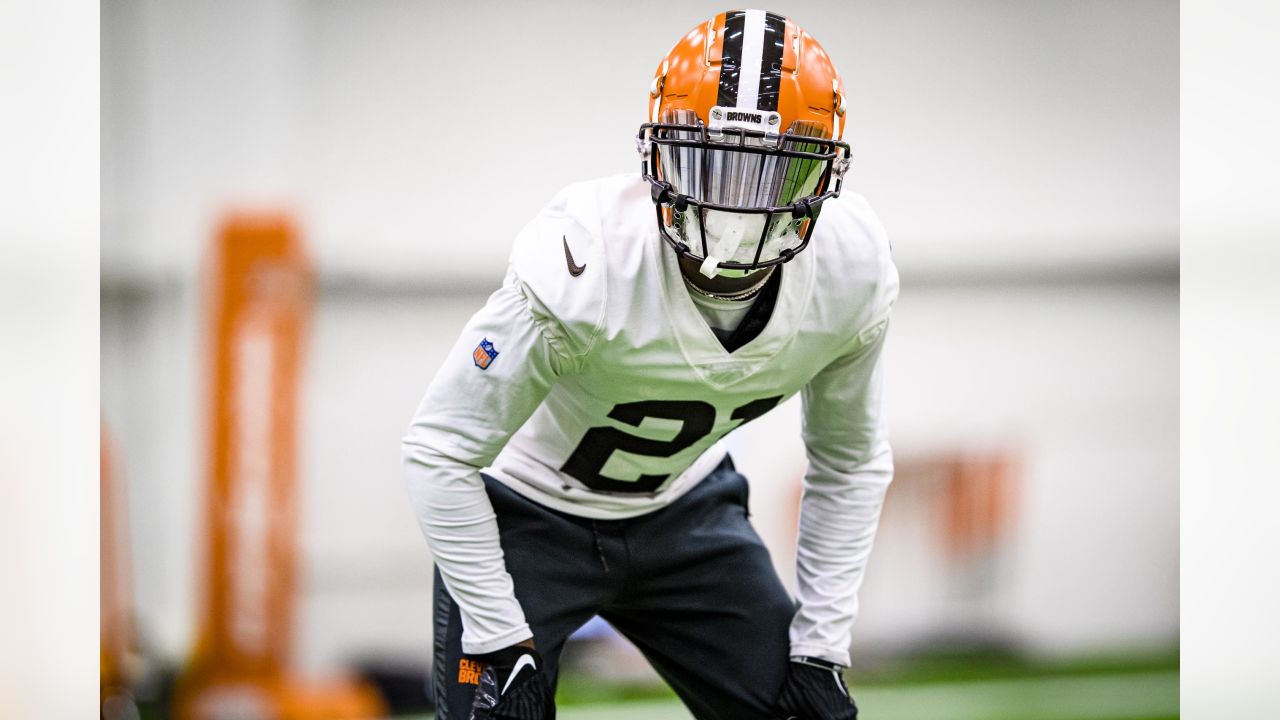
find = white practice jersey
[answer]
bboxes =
[403,173,899,664]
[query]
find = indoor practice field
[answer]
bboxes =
[98,2,1179,719]
[127,648,1178,720]
[401,650,1180,720]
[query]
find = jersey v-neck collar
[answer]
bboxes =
[651,235,814,388]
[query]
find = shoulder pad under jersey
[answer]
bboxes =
[507,181,610,366]
[813,191,901,349]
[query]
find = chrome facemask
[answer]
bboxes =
[637,108,850,277]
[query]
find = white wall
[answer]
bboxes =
[100,0,1179,672]
[103,0,1177,283]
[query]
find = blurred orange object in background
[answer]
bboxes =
[172,216,382,720]
[101,420,137,710]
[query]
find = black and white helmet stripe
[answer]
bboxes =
[716,9,787,112]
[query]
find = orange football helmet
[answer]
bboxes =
[637,10,851,277]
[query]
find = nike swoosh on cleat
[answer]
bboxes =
[563,235,586,276]
[502,654,538,695]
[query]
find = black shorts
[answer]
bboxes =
[432,456,796,720]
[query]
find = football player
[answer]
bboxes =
[403,9,898,720]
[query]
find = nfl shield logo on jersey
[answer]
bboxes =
[472,338,499,370]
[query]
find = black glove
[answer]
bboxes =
[774,657,858,720]
[468,645,555,720]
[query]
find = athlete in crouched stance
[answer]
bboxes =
[403,9,898,719]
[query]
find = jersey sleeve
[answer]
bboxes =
[790,320,892,666]
[401,218,602,653]
[790,247,899,666]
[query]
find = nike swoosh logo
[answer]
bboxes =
[563,235,586,276]
[502,654,538,695]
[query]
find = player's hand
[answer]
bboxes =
[773,657,858,720]
[468,643,555,720]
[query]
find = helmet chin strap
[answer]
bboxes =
[698,256,722,279]
[698,212,753,278]
[682,254,776,301]
[694,211,802,278]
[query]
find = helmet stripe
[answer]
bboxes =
[756,12,786,111]
[734,9,767,110]
[716,10,746,108]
